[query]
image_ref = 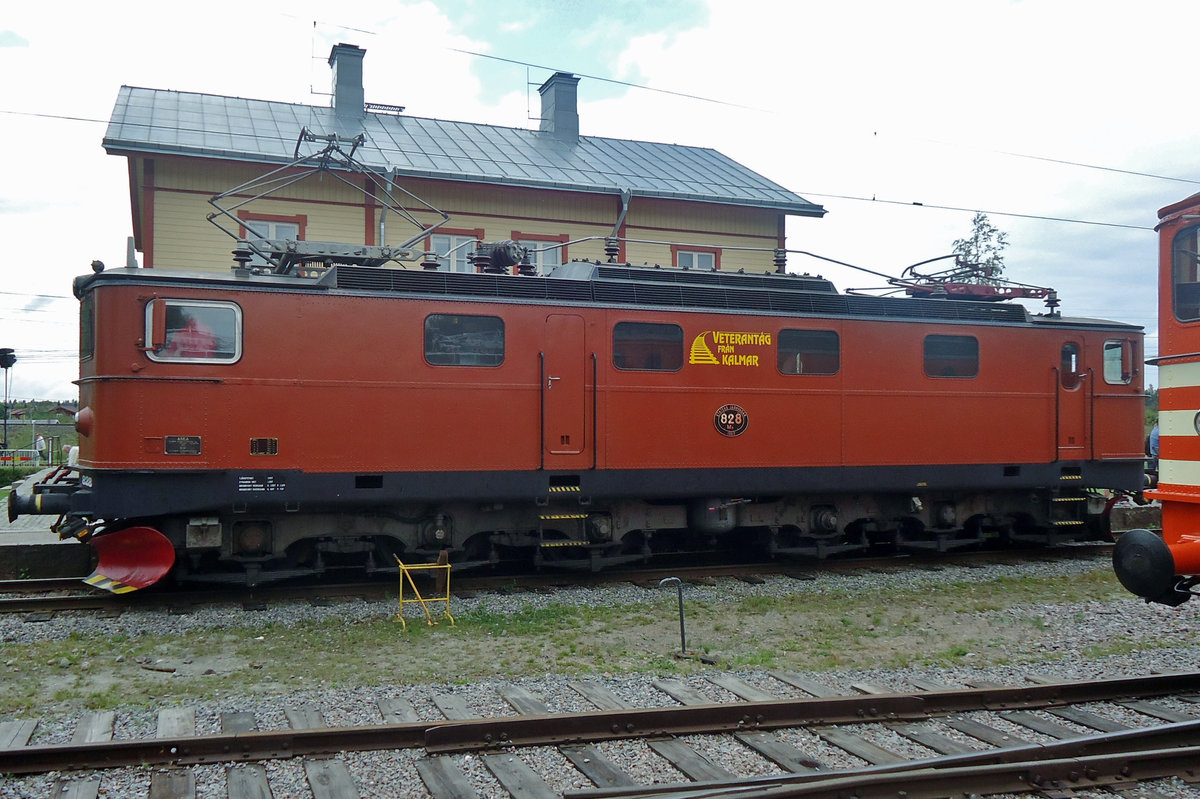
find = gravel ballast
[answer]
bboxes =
[2,549,1199,798]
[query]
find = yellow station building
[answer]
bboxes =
[102,44,824,275]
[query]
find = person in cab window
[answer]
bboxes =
[165,309,217,357]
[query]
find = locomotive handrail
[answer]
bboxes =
[75,375,223,383]
[588,352,592,470]
[538,351,545,471]
[1146,351,1200,365]
[1089,367,1096,462]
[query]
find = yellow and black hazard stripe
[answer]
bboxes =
[83,574,140,594]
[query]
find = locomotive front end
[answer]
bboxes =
[7,268,181,592]
[1115,192,1200,605]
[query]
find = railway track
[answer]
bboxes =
[1,670,1197,798]
[0,542,1116,616]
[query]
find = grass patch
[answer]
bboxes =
[0,561,1162,715]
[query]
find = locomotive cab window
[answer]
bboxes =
[613,322,684,371]
[424,314,505,366]
[145,300,241,363]
[778,330,839,375]
[1103,338,1136,385]
[924,335,978,378]
[1173,224,1200,321]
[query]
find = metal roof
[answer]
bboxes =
[102,86,825,217]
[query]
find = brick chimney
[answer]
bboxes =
[328,43,365,122]
[538,72,580,145]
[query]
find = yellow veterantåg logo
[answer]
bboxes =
[689,331,772,367]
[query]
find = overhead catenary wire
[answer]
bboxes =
[0,107,1168,233]
[448,48,766,112]
[447,48,1200,188]
[796,191,1155,231]
[0,36,1174,331]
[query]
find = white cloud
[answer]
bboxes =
[2,0,1196,397]
[0,30,29,47]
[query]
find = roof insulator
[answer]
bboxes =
[232,241,253,271]
[604,237,621,262]
[518,251,536,276]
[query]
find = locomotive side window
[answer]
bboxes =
[424,314,505,366]
[145,300,241,363]
[613,322,683,371]
[80,293,95,361]
[778,330,839,375]
[1103,338,1135,385]
[1060,342,1081,389]
[1173,224,1200,321]
[924,335,978,378]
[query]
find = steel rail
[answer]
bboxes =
[570,743,1200,799]
[0,578,86,593]
[0,723,429,775]
[568,719,1200,798]
[1,672,1198,776]
[0,580,391,614]
[422,671,1200,753]
[0,541,1114,607]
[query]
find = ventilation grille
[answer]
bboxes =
[330,266,1029,324]
[249,438,279,456]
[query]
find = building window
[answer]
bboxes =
[924,335,978,378]
[613,322,684,371]
[513,232,568,275]
[424,314,505,366]
[238,213,306,267]
[778,330,839,375]
[430,233,482,273]
[1103,339,1135,385]
[146,300,242,364]
[671,245,720,271]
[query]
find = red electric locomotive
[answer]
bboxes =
[10,243,1146,592]
[1114,192,1200,605]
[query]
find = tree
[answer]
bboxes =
[952,212,1009,285]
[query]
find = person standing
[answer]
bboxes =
[34,433,46,465]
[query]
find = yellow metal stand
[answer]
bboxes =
[394,555,455,630]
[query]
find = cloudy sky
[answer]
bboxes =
[2,0,1197,400]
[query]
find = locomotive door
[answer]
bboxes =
[1056,341,1091,460]
[542,314,591,469]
